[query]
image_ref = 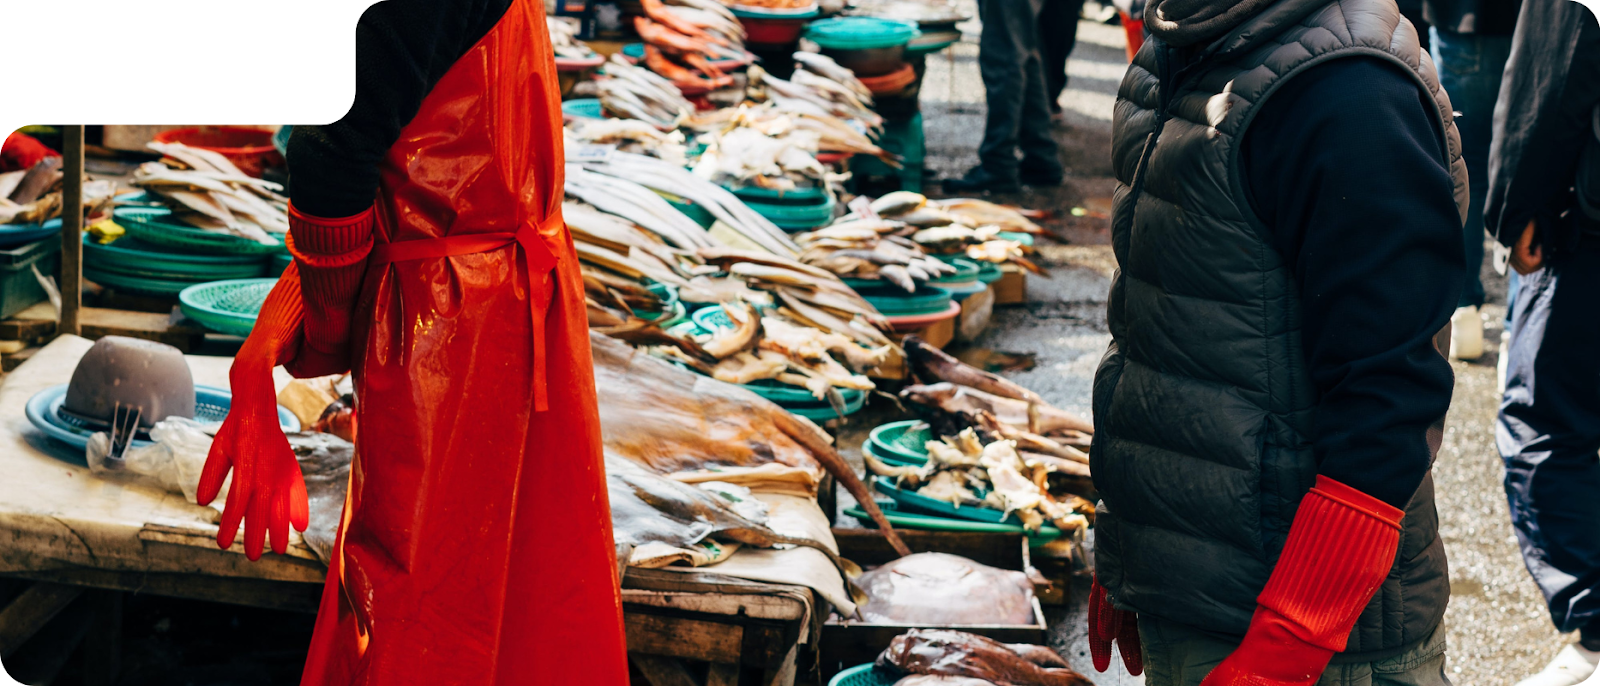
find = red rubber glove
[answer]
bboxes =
[1200,476,1404,686]
[1088,574,1144,675]
[286,203,374,370]
[197,264,312,560]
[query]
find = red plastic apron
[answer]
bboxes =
[298,0,628,682]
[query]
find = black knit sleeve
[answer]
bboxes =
[286,0,514,218]
[1241,57,1464,510]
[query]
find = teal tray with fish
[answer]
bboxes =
[786,388,867,421]
[872,476,1025,526]
[869,419,931,465]
[935,254,1004,284]
[179,278,277,337]
[114,206,284,256]
[930,258,986,298]
[805,17,920,50]
[851,283,952,316]
[843,500,1064,543]
[829,664,896,686]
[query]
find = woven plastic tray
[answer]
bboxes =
[24,383,300,451]
[829,664,896,686]
[179,278,277,337]
[114,207,284,256]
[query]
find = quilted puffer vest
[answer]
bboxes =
[1092,0,1468,658]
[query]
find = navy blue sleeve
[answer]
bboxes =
[1240,57,1463,509]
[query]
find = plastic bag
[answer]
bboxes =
[85,417,227,508]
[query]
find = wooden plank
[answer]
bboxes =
[0,582,84,656]
[760,643,798,686]
[625,611,744,664]
[2,568,321,614]
[993,267,1026,306]
[630,654,700,686]
[60,126,85,337]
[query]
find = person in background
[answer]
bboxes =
[1112,0,1148,61]
[0,132,58,174]
[1086,0,1469,682]
[1482,3,1600,685]
[1424,0,1520,360]
[1039,0,1088,123]
[943,0,1063,194]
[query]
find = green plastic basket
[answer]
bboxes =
[873,476,1021,525]
[179,278,278,336]
[869,419,931,465]
[842,497,1064,542]
[727,184,830,203]
[85,236,269,281]
[787,387,868,420]
[829,664,897,686]
[85,267,213,296]
[114,207,285,255]
[853,283,952,316]
[744,194,837,231]
[805,17,920,50]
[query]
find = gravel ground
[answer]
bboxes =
[916,11,1569,684]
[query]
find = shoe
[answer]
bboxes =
[1021,168,1064,187]
[1450,305,1484,360]
[1517,644,1600,686]
[943,167,1020,194]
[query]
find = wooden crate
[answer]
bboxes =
[819,529,1049,681]
[993,267,1027,306]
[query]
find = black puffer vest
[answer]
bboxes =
[1092,0,1469,659]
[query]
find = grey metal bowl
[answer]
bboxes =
[64,336,196,428]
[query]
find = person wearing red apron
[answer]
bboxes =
[195,0,630,682]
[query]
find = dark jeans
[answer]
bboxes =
[1499,243,1600,633]
[977,0,1060,178]
[1039,0,1087,111]
[1432,27,1512,308]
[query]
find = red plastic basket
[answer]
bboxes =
[152,126,283,178]
[858,62,917,95]
[741,17,809,46]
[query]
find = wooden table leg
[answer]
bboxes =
[706,662,740,686]
[79,590,121,686]
[0,583,83,657]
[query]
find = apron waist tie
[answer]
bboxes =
[369,215,562,412]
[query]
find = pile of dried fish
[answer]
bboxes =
[749,62,882,132]
[794,214,958,292]
[592,331,910,558]
[129,141,289,244]
[566,164,717,251]
[871,192,1047,275]
[573,55,695,130]
[877,630,1090,686]
[901,336,1093,449]
[634,0,746,90]
[547,15,597,59]
[565,119,690,166]
[571,149,797,256]
[0,158,117,226]
[691,119,831,193]
[866,426,1092,533]
[687,102,897,165]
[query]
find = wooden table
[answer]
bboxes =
[0,336,816,686]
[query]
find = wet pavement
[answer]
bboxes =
[916,10,1568,684]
